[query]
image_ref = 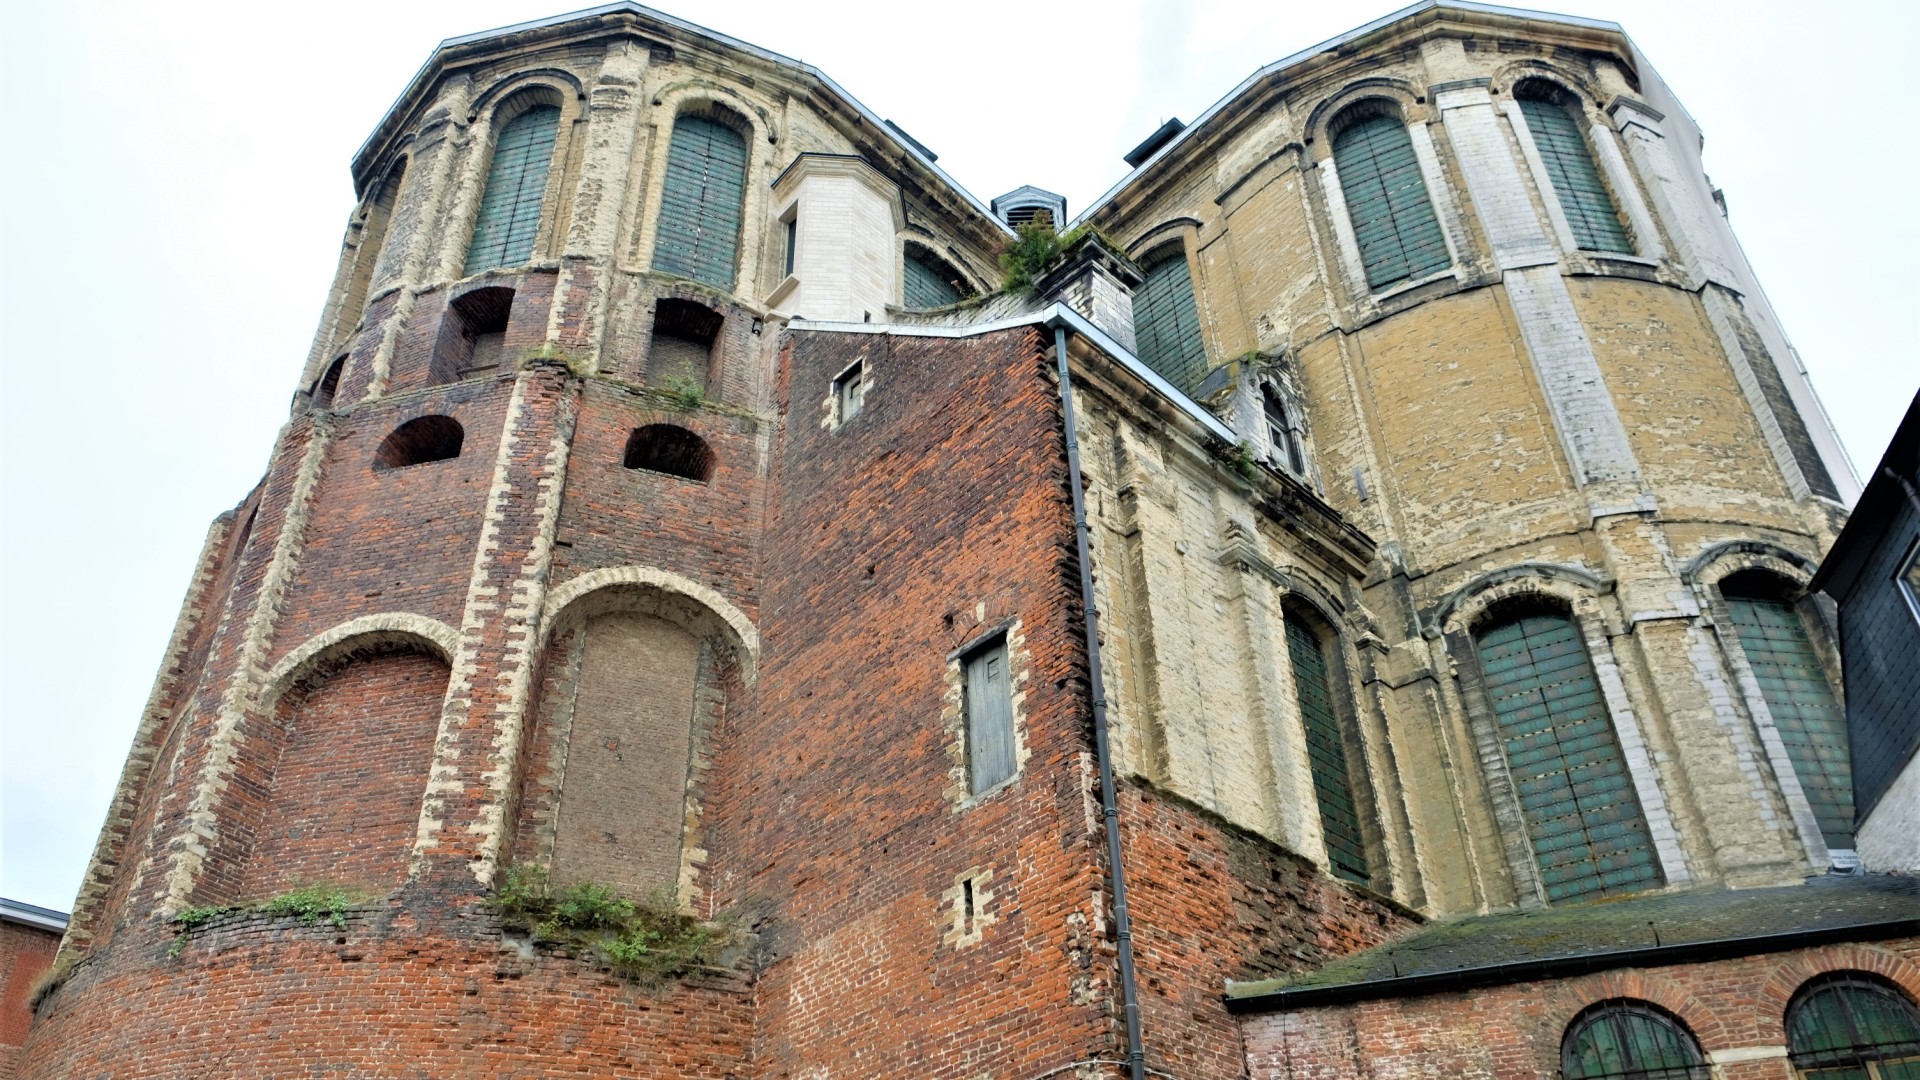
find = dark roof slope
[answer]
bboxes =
[1227,874,1920,1013]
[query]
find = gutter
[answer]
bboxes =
[1049,318,1147,1080]
[1224,916,1920,1014]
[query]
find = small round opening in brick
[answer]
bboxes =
[623,424,714,482]
[373,415,464,471]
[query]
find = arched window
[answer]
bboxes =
[432,286,515,385]
[904,247,968,309]
[1473,602,1661,902]
[1263,384,1307,475]
[1132,249,1207,394]
[1284,608,1368,883]
[1788,974,1920,1079]
[624,425,714,482]
[1516,82,1632,254]
[1720,571,1851,848]
[1331,107,1450,290]
[374,416,464,471]
[1563,1002,1710,1080]
[652,114,749,290]
[464,104,562,276]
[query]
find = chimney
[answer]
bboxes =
[1034,231,1145,353]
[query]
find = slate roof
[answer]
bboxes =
[1226,874,1920,1013]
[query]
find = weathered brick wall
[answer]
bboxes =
[723,327,1121,1078]
[1239,938,1920,1080]
[1123,783,1418,1078]
[19,919,752,1079]
[0,920,60,1079]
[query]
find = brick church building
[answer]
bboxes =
[19,2,1920,1077]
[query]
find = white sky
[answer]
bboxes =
[2,0,1915,913]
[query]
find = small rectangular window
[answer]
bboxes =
[783,213,798,278]
[1263,385,1305,474]
[834,360,865,424]
[964,637,1016,795]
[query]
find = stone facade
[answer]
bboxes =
[21,2,1899,1077]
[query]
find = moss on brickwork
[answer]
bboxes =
[490,866,741,989]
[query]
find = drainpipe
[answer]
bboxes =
[1051,320,1148,1080]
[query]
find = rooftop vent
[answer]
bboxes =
[1124,118,1186,168]
[990,185,1067,232]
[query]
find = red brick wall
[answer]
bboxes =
[238,649,449,898]
[0,919,61,1079]
[1238,938,1920,1080]
[18,921,751,1079]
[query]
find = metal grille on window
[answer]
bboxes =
[1518,93,1633,254]
[1285,614,1368,884]
[1332,113,1450,290]
[904,251,965,309]
[1132,252,1207,395]
[1475,611,1662,902]
[1723,587,1853,848]
[653,116,748,290]
[1563,1003,1711,1080]
[463,106,561,276]
[1789,975,1920,1080]
[965,638,1016,796]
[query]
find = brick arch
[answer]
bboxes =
[260,613,460,711]
[1490,59,1608,110]
[1304,77,1425,153]
[540,565,758,682]
[1556,970,1731,1052]
[1429,561,1614,640]
[1754,944,1920,1043]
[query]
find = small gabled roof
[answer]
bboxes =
[1074,0,1630,227]
[353,2,1009,237]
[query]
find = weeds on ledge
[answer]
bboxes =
[491,865,740,988]
[167,884,362,958]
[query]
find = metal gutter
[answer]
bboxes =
[1070,0,1625,228]
[357,2,1011,235]
[1224,916,1920,1014]
[0,897,71,933]
[787,304,1238,445]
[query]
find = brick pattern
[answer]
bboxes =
[0,920,60,1079]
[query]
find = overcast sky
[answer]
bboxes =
[3,0,1915,913]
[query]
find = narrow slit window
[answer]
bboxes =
[1132,251,1207,395]
[653,115,749,290]
[1474,606,1662,902]
[464,105,561,276]
[964,637,1016,795]
[1720,573,1852,849]
[1332,109,1450,290]
[1285,612,1367,883]
[1517,85,1633,254]
[783,212,798,278]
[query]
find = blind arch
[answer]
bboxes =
[1132,248,1207,394]
[1473,602,1661,902]
[1516,82,1632,254]
[464,104,562,275]
[1330,105,1450,290]
[652,113,749,290]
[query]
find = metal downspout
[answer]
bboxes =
[1051,322,1148,1080]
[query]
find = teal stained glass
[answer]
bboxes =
[1724,589,1852,848]
[1133,252,1207,394]
[1518,93,1632,254]
[652,116,748,290]
[1286,614,1368,884]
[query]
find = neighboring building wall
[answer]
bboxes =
[1238,938,1920,1080]
[0,906,64,1080]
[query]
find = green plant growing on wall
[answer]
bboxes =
[165,884,363,959]
[659,371,706,410]
[489,865,741,989]
[1230,440,1259,481]
[999,221,1067,293]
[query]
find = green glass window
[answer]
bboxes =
[1331,112,1450,290]
[464,106,561,276]
[652,115,748,290]
[1563,1003,1710,1080]
[1285,613,1368,884]
[1133,251,1207,395]
[904,250,965,309]
[1789,976,1920,1080]
[1517,89,1633,254]
[1722,579,1853,848]
[1475,609,1662,903]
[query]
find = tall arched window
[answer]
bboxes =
[464,105,562,276]
[1516,83,1632,254]
[1563,1002,1710,1080]
[1788,974,1920,1079]
[1474,603,1661,902]
[1720,571,1852,849]
[1331,107,1450,290]
[1132,249,1207,394]
[653,114,749,290]
[1284,609,1368,884]
[904,248,967,309]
